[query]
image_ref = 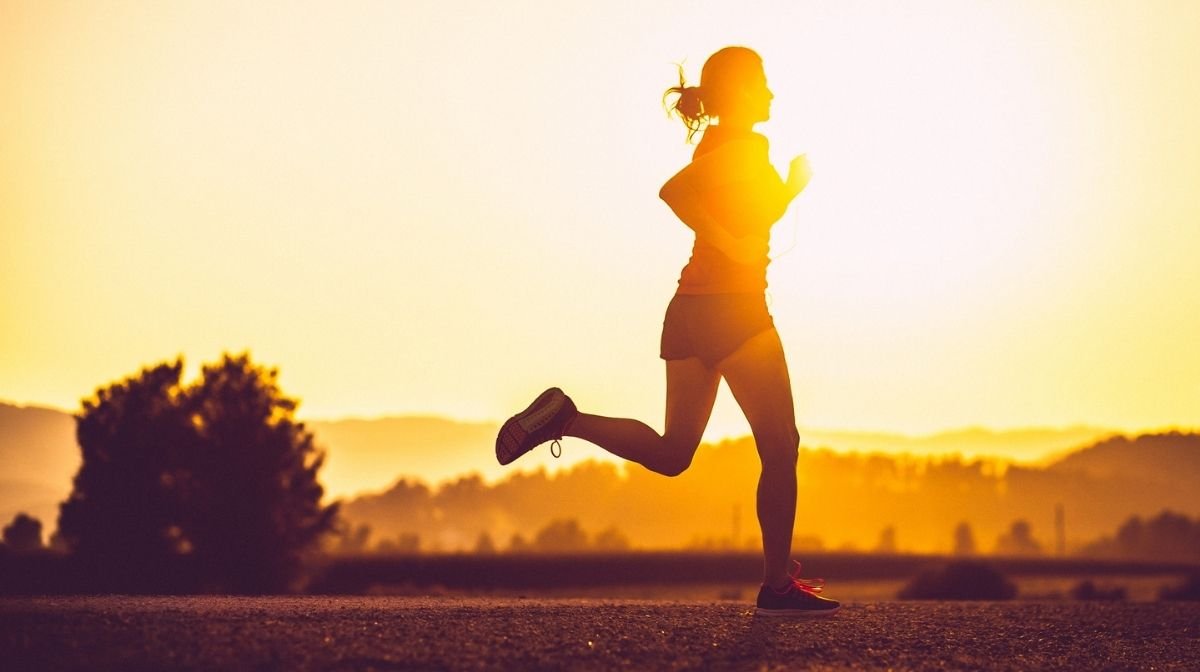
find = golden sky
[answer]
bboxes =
[3,0,1199,440]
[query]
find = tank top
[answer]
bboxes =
[674,126,786,295]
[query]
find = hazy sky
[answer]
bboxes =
[3,0,1198,440]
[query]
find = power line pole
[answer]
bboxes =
[1055,503,1066,557]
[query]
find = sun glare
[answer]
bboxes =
[2,0,1198,440]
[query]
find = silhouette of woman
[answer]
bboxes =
[496,46,839,616]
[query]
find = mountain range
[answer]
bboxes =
[341,431,1200,554]
[0,399,1184,537]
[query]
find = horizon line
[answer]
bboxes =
[5,396,1197,442]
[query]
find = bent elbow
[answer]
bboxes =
[658,182,676,203]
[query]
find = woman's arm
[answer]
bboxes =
[667,139,809,225]
[751,154,811,222]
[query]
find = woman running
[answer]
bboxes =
[495,46,839,617]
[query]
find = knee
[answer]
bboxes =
[654,435,699,477]
[656,454,693,477]
[757,426,799,468]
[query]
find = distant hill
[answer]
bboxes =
[341,431,1200,554]
[1046,431,1200,483]
[0,398,1187,536]
[308,421,1121,497]
[800,426,1117,464]
[0,402,79,531]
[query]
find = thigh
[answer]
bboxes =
[717,328,799,454]
[664,357,721,448]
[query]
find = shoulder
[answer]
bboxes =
[695,133,770,172]
[694,127,768,156]
[745,131,769,150]
[734,132,770,158]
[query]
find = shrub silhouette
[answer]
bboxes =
[994,519,1042,556]
[1159,573,1200,601]
[1069,580,1126,601]
[2,513,44,552]
[898,560,1017,600]
[593,526,632,552]
[532,518,589,553]
[953,521,976,556]
[57,354,337,593]
[1082,510,1200,562]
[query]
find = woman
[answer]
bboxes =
[496,46,838,617]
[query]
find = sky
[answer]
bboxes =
[3,0,1199,442]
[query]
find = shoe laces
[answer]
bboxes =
[525,392,564,431]
[548,402,578,460]
[787,560,826,594]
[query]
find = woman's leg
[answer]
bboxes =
[718,328,800,588]
[565,357,720,476]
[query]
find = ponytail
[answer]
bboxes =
[664,47,764,143]
[663,64,708,143]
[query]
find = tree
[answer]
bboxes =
[508,532,529,554]
[57,354,338,592]
[532,518,589,553]
[1083,510,1200,562]
[875,525,897,553]
[592,526,631,552]
[474,531,497,555]
[57,360,195,589]
[953,521,976,556]
[329,523,372,555]
[898,561,1017,600]
[2,513,44,552]
[995,519,1042,556]
[184,354,337,591]
[1134,511,1200,561]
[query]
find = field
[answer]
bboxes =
[306,551,1197,600]
[3,596,1199,671]
[4,552,1198,669]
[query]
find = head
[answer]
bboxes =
[665,46,772,141]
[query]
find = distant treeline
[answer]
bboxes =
[337,432,1200,556]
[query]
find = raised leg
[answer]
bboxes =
[565,357,720,476]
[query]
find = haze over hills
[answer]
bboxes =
[798,426,1116,465]
[0,399,1184,537]
[341,432,1200,554]
[0,403,79,533]
[282,419,1124,497]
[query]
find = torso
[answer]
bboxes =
[675,125,776,295]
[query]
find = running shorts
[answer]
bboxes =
[659,292,775,369]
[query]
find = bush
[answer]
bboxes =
[57,354,338,593]
[1069,580,1126,601]
[2,513,44,553]
[898,560,1017,600]
[1159,573,1200,601]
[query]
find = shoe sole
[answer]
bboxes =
[754,605,840,617]
[496,388,562,465]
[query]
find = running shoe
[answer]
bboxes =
[755,562,840,617]
[495,387,577,465]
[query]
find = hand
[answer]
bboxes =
[786,154,812,195]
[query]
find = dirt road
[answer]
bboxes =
[3,596,1197,670]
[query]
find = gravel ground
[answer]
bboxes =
[2,596,1198,671]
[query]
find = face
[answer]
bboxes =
[742,70,774,123]
[716,65,773,125]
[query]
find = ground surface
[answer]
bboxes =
[2,596,1198,671]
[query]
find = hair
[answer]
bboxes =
[663,46,764,143]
